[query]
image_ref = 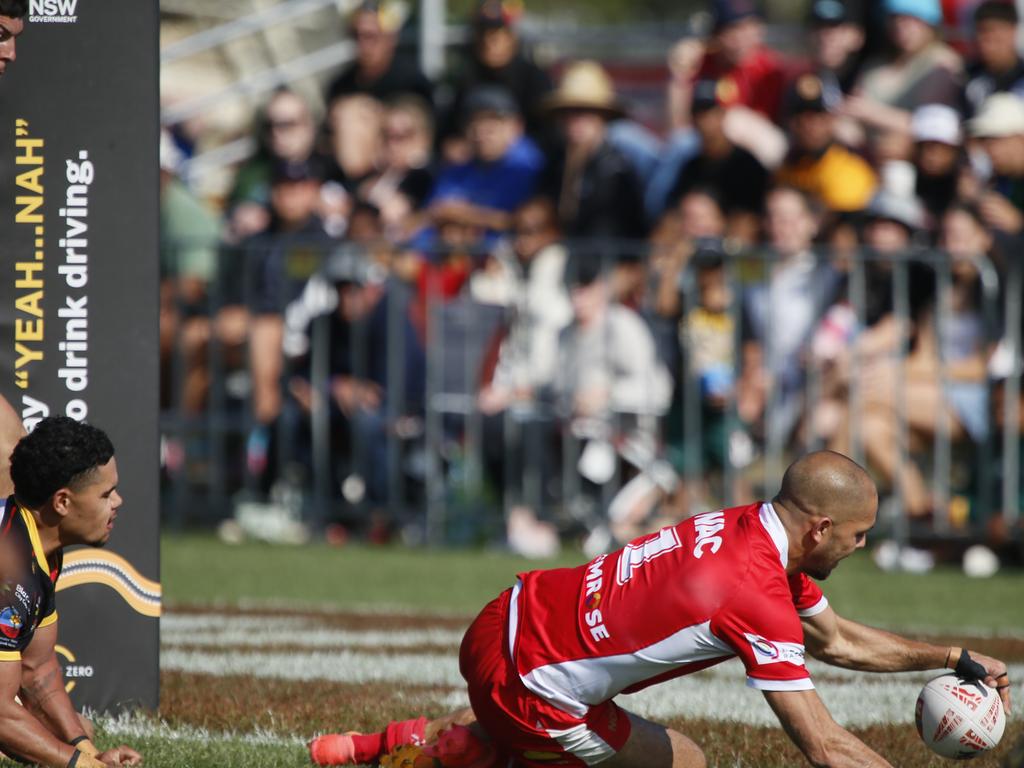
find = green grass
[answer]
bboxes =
[92,730,307,768]
[161,534,1024,630]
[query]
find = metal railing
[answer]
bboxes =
[159,236,1023,550]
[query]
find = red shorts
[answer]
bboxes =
[459,587,631,767]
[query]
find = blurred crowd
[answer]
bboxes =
[160,0,1024,558]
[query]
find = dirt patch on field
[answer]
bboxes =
[161,672,460,736]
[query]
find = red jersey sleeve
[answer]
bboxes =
[710,574,814,692]
[789,572,829,618]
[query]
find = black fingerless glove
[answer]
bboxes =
[955,648,988,680]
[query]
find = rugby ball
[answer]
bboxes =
[915,674,1005,759]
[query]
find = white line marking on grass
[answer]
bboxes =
[161,649,465,685]
[163,622,464,650]
[93,711,306,747]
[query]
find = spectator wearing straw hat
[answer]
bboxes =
[541,61,646,241]
[326,0,433,109]
[963,0,1024,118]
[969,92,1024,235]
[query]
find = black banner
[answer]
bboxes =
[0,0,160,711]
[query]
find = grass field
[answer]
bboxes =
[22,535,1024,767]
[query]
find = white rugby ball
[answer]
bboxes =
[915,673,1005,759]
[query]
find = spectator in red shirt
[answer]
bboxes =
[695,0,787,122]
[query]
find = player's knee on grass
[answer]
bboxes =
[603,712,706,768]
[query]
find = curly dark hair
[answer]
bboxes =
[10,417,115,508]
[0,0,28,19]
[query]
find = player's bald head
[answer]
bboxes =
[776,450,877,522]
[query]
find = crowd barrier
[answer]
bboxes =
[159,235,1023,550]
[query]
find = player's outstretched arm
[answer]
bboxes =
[763,688,893,768]
[800,606,1012,712]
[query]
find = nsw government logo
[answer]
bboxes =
[28,0,79,23]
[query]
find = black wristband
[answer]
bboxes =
[69,735,89,747]
[955,648,989,681]
[67,751,80,768]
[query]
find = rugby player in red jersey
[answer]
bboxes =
[0,416,142,767]
[311,451,1011,767]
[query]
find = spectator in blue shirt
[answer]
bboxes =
[424,85,545,239]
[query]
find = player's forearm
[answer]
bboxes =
[0,700,83,768]
[824,617,947,673]
[805,725,893,768]
[769,691,893,768]
[20,657,89,744]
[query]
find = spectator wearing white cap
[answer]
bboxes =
[910,103,964,220]
[843,0,962,140]
[969,92,1024,235]
[963,0,1024,119]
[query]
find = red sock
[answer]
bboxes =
[384,716,428,751]
[350,733,385,764]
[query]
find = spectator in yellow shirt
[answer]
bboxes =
[776,74,877,213]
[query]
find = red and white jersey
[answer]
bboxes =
[508,503,828,718]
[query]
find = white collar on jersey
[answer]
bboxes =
[759,502,789,568]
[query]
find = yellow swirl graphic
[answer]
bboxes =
[56,550,161,618]
[55,644,78,693]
